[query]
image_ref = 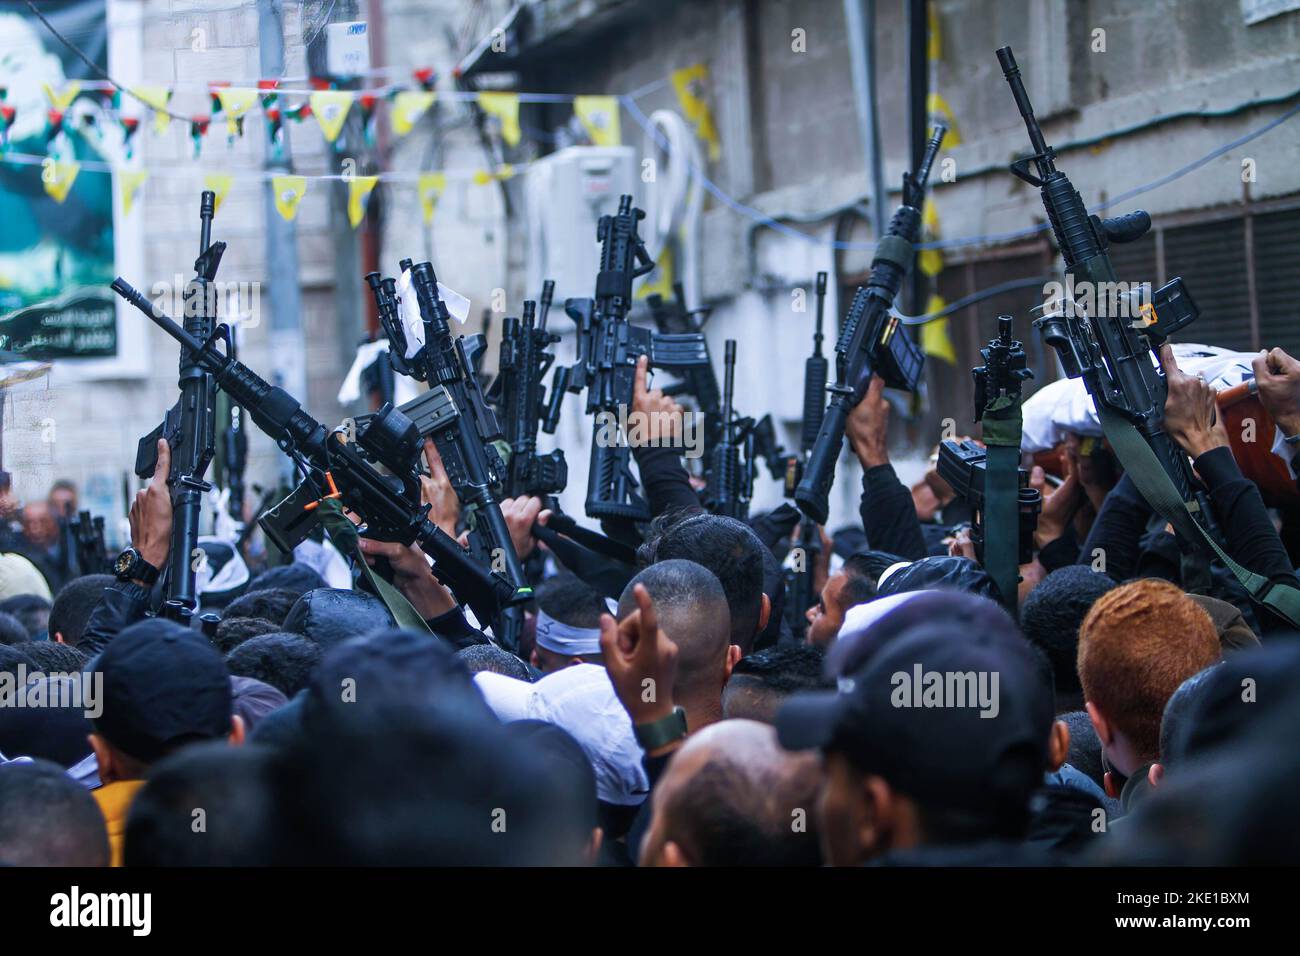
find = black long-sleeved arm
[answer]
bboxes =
[859,464,927,560]
[426,605,489,651]
[1195,446,1297,587]
[1078,472,1152,583]
[631,444,701,519]
[78,582,151,657]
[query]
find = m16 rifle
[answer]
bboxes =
[703,341,748,519]
[487,281,568,499]
[134,191,223,620]
[111,277,528,637]
[646,283,723,456]
[795,126,945,524]
[71,510,109,574]
[544,194,713,522]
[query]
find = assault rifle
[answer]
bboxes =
[111,277,529,636]
[134,191,223,620]
[795,127,945,524]
[544,195,713,522]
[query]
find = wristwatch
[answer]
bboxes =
[114,547,160,586]
[634,706,688,750]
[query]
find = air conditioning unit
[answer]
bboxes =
[524,146,638,306]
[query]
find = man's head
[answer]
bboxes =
[220,587,299,628]
[1021,566,1117,712]
[618,559,737,725]
[640,719,822,866]
[246,563,326,598]
[806,552,879,648]
[212,616,282,655]
[503,720,602,864]
[0,610,29,646]
[1077,579,1220,781]
[91,619,242,782]
[19,640,86,674]
[778,623,1053,866]
[530,572,608,673]
[0,758,109,866]
[0,594,51,638]
[645,515,769,654]
[226,632,322,698]
[48,574,113,647]
[723,643,831,724]
[19,502,57,549]
[282,587,396,648]
[457,643,535,681]
[47,480,77,516]
[125,743,279,866]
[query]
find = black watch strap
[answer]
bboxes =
[634,706,688,750]
[115,548,160,586]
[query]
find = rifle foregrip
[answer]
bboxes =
[802,356,829,450]
[1100,210,1152,244]
[795,401,849,525]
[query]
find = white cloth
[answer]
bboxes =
[395,267,471,360]
[533,609,603,657]
[292,537,353,590]
[836,591,937,646]
[474,672,536,723]
[337,339,392,405]
[526,663,649,806]
[1020,343,1256,452]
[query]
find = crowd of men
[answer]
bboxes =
[0,342,1298,867]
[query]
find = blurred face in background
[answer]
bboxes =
[21,502,57,548]
[48,485,76,517]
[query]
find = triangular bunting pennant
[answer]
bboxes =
[310,90,354,143]
[476,92,520,147]
[203,172,233,214]
[217,87,259,137]
[42,82,81,113]
[132,86,173,133]
[347,175,379,228]
[417,172,446,224]
[119,169,148,217]
[919,294,957,364]
[927,92,961,147]
[573,95,621,146]
[671,65,720,161]
[272,174,308,221]
[391,90,436,137]
[42,160,80,203]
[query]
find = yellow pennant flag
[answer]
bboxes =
[132,86,174,134]
[272,175,308,221]
[310,90,354,143]
[392,91,436,137]
[927,2,942,62]
[927,92,962,147]
[347,175,379,228]
[203,172,234,214]
[476,92,520,147]
[418,172,446,224]
[42,160,80,203]
[635,244,674,302]
[217,88,259,137]
[918,198,944,277]
[42,81,81,113]
[671,65,720,161]
[919,294,957,365]
[573,95,621,146]
[119,170,148,217]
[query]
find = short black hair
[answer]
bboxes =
[534,572,607,629]
[847,550,905,582]
[221,587,299,627]
[1159,664,1221,765]
[212,616,282,655]
[246,563,326,598]
[0,594,51,638]
[125,743,279,866]
[839,553,884,607]
[0,611,30,646]
[644,514,767,653]
[1061,709,1106,792]
[730,643,829,693]
[1020,566,1117,708]
[19,640,87,674]
[48,574,114,647]
[619,560,731,694]
[456,643,535,681]
[0,758,109,866]
[0,643,33,689]
[226,633,322,697]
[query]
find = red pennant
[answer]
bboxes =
[414,67,436,89]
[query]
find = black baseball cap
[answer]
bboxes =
[91,619,233,763]
[778,623,1052,818]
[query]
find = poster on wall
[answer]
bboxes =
[0,0,116,361]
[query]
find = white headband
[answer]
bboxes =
[534,609,603,657]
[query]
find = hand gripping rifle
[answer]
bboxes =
[795,127,945,524]
[112,277,528,634]
[134,191,223,620]
[544,194,712,522]
[936,316,1041,610]
[487,281,568,499]
[994,47,1257,604]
